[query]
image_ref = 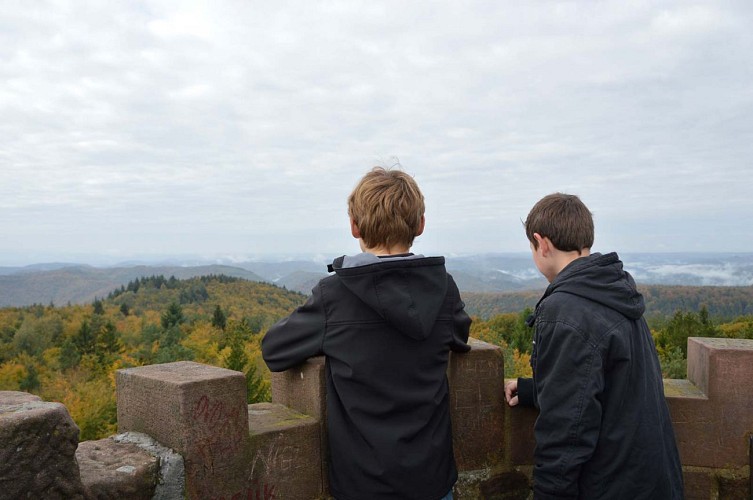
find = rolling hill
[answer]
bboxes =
[0,265,264,307]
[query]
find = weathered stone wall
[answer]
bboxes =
[2,336,752,499]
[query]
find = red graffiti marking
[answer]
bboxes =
[192,394,246,459]
[210,481,276,500]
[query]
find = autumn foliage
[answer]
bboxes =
[0,275,306,440]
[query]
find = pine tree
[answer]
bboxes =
[211,305,227,331]
[74,320,96,355]
[98,321,121,358]
[225,337,248,372]
[161,302,184,330]
[246,362,270,403]
[60,338,81,370]
[93,298,105,315]
[658,308,718,355]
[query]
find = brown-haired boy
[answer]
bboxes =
[262,167,471,500]
[505,193,683,499]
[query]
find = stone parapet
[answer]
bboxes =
[3,335,751,499]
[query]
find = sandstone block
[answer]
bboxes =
[270,356,326,420]
[681,468,714,500]
[505,399,537,466]
[668,338,753,468]
[449,338,506,471]
[76,438,158,500]
[116,361,249,499]
[270,356,328,492]
[246,402,323,500]
[0,394,84,499]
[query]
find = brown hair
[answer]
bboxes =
[524,193,594,253]
[348,167,425,249]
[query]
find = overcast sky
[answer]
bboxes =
[1,1,752,265]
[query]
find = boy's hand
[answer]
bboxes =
[504,379,519,407]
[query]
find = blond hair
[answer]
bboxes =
[348,167,425,249]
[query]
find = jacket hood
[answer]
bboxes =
[542,252,645,320]
[329,254,448,340]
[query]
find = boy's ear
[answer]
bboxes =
[533,233,550,255]
[350,217,361,239]
[416,215,425,237]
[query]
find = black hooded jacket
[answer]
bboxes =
[262,254,471,500]
[517,252,683,499]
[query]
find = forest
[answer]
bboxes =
[1,275,752,441]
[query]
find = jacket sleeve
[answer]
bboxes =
[261,283,327,372]
[448,276,471,353]
[516,377,536,407]
[531,319,604,499]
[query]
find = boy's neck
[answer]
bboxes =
[551,248,590,281]
[360,241,412,256]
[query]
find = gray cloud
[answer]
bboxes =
[1,1,752,264]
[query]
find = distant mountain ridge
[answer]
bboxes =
[0,264,264,307]
[462,284,753,321]
[0,252,751,308]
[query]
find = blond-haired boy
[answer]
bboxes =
[263,167,470,500]
[505,193,683,499]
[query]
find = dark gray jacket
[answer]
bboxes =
[262,254,471,500]
[517,252,683,500]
